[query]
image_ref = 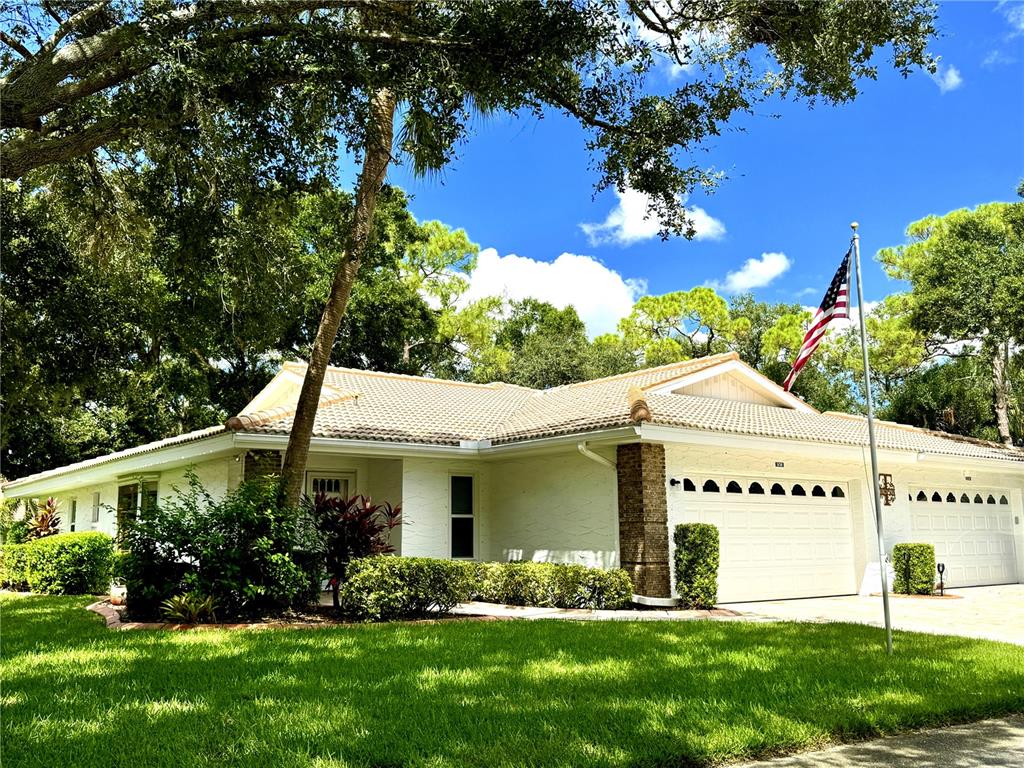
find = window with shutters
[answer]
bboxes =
[91,492,101,523]
[70,499,77,532]
[116,481,157,531]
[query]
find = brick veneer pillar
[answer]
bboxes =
[243,450,282,482]
[616,443,671,598]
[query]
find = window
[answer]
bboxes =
[916,491,928,501]
[974,494,984,504]
[683,478,696,492]
[770,483,786,496]
[946,492,956,503]
[116,481,157,531]
[986,495,996,505]
[1000,495,1009,505]
[726,481,742,494]
[70,499,77,532]
[451,476,474,559]
[748,482,765,495]
[931,491,942,502]
[91,492,101,523]
[308,473,351,499]
[831,486,846,498]
[702,479,720,493]
[960,493,970,504]
[812,485,826,497]
[791,484,806,496]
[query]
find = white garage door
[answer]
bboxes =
[669,475,857,603]
[909,488,1017,588]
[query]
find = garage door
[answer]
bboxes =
[909,488,1017,588]
[669,475,857,603]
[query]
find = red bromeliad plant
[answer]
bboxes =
[309,493,402,609]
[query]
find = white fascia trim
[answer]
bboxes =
[235,426,642,460]
[3,433,239,498]
[645,359,816,413]
[233,433,474,458]
[639,424,1024,472]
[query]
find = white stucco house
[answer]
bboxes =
[4,351,1022,603]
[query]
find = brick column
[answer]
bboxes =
[616,443,671,597]
[243,450,282,482]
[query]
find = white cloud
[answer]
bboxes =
[982,49,1016,67]
[460,249,645,336]
[710,252,791,293]
[930,64,963,93]
[1001,2,1024,35]
[633,12,726,80]
[580,186,725,246]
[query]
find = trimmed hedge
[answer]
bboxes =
[0,543,30,590]
[892,542,936,595]
[338,556,476,621]
[337,558,634,620]
[674,523,719,609]
[473,561,633,610]
[0,532,114,595]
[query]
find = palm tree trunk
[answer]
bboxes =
[279,88,397,507]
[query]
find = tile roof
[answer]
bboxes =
[3,425,228,489]
[236,355,1024,464]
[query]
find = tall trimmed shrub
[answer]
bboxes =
[0,532,115,594]
[674,523,719,609]
[892,542,935,595]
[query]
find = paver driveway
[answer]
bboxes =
[728,584,1024,645]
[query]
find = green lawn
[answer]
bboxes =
[2,595,1023,767]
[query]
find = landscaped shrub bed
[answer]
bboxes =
[0,532,114,594]
[674,523,719,609]
[119,473,323,620]
[892,542,936,595]
[473,561,633,609]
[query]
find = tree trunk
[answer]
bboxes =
[991,342,1013,446]
[279,88,397,507]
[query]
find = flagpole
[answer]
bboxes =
[851,221,893,655]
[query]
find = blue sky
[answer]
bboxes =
[378,1,1024,336]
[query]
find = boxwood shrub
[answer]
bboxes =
[674,523,719,609]
[892,542,936,595]
[473,561,633,610]
[0,543,30,590]
[1,532,115,595]
[338,556,476,621]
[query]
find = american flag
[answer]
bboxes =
[783,250,852,391]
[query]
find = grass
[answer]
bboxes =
[2,595,1022,767]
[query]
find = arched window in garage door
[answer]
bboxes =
[812,485,826,497]
[703,479,720,492]
[683,478,696,491]
[726,481,742,494]
[770,483,786,495]
[1000,495,1009,505]
[748,482,765,495]
[960,493,970,503]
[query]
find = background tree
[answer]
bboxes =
[1,1,940,502]
[878,202,1024,445]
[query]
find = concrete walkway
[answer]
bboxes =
[732,715,1024,767]
[449,601,748,622]
[728,585,1024,645]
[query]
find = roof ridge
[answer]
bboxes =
[553,351,739,391]
[282,361,538,392]
[227,392,358,430]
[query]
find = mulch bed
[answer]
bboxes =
[87,600,503,631]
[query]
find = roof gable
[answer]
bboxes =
[643,358,816,413]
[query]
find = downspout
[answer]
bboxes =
[577,442,615,469]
